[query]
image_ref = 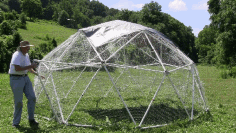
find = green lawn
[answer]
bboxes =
[18,20,77,47]
[0,65,235,132]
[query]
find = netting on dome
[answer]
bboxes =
[34,20,208,129]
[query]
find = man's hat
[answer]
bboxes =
[19,41,34,47]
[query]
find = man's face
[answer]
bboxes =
[21,46,30,53]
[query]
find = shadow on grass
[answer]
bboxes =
[155,110,213,132]
[16,126,45,133]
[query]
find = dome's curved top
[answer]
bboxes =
[80,20,168,47]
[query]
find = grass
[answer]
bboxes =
[18,20,77,47]
[1,65,236,132]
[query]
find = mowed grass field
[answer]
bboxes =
[0,65,236,133]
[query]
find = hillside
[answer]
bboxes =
[18,20,77,47]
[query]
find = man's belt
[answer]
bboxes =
[10,74,28,77]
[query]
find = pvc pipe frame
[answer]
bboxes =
[144,32,166,71]
[50,74,65,123]
[37,70,60,123]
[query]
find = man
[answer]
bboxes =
[9,41,41,128]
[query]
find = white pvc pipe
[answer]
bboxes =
[50,74,65,123]
[144,32,166,71]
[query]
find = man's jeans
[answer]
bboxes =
[10,75,36,125]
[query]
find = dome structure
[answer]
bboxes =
[34,20,208,129]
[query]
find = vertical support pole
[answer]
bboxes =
[104,65,136,125]
[191,67,195,120]
[37,71,60,122]
[139,74,166,127]
[65,68,101,123]
[192,65,208,111]
[50,74,65,123]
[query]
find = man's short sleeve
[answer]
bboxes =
[26,54,31,66]
[11,52,21,66]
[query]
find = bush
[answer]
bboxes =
[220,70,229,79]
[0,20,13,35]
[4,12,16,20]
[0,3,10,12]
[229,67,236,78]
[19,12,27,26]
[0,11,4,23]
[12,31,23,48]
[0,40,8,73]
[58,10,69,26]
[29,46,44,61]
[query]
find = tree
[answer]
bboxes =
[21,0,43,20]
[195,25,217,64]
[0,20,13,35]
[89,0,108,17]
[117,9,132,21]
[8,0,21,13]
[207,0,236,66]
[0,40,7,72]
[59,0,73,17]
[58,10,69,26]
[73,9,90,27]
[106,8,119,16]
[43,4,55,20]
[141,1,162,24]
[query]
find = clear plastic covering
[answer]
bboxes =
[34,20,207,128]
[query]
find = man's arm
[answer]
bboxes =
[15,63,37,71]
[28,68,38,76]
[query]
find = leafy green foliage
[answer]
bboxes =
[0,2,10,12]
[89,0,108,17]
[42,4,55,20]
[59,0,73,17]
[195,25,217,64]
[0,11,4,23]
[197,0,236,68]
[0,41,7,72]
[0,20,13,35]
[21,0,43,20]
[58,10,69,26]
[8,0,21,13]
[19,13,26,24]
[141,1,162,24]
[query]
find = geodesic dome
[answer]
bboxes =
[34,20,208,129]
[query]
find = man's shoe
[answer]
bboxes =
[29,119,39,127]
[12,124,20,128]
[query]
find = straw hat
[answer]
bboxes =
[17,41,34,51]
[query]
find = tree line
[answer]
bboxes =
[195,0,236,77]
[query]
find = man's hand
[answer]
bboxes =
[40,75,45,79]
[31,62,37,69]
